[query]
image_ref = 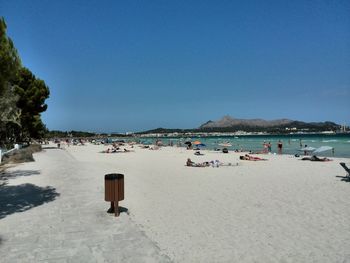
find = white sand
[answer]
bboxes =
[1,143,349,262]
[66,143,350,262]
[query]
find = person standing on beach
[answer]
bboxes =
[277,140,283,154]
[263,141,268,153]
[267,142,272,153]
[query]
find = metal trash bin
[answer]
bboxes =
[105,173,124,217]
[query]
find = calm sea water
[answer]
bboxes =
[119,134,350,158]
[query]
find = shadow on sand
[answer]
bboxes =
[42,147,62,150]
[106,205,129,215]
[0,170,40,186]
[335,175,350,182]
[119,206,129,214]
[0,183,60,219]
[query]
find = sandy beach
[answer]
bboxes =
[1,143,349,262]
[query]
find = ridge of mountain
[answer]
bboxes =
[199,116,295,129]
[137,116,340,134]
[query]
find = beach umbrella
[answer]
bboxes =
[184,141,192,145]
[195,143,206,147]
[313,146,333,154]
[193,140,202,145]
[299,146,316,152]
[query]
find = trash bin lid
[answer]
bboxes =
[105,173,124,180]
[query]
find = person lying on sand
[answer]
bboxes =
[301,155,332,162]
[186,158,210,167]
[186,159,239,167]
[210,160,239,167]
[240,154,267,161]
[123,148,135,152]
[101,148,113,153]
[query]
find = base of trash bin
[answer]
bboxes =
[107,201,120,217]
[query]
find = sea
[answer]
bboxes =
[116,133,350,158]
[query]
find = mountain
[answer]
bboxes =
[137,116,340,134]
[198,116,339,132]
[199,116,293,129]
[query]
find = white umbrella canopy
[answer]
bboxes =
[313,146,333,154]
[299,146,316,152]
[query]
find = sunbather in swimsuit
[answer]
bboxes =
[301,155,332,162]
[186,158,210,167]
[240,154,267,161]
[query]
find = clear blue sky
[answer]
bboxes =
[2,0,349,132]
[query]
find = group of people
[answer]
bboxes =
[103,147,132,153]
[102,143,134,153]
[262,140,283,154]
[186,153,268,168]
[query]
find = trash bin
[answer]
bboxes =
[104,173,124,217]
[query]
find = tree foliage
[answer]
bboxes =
[13,67,50,140]
[0,17,49,147]
[0,17,22,147]
[0,17,21,94]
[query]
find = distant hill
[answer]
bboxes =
[200,116,293,129]
[138,117,340,134]
[198,116,340,132]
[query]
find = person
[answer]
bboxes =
[210,160,220,167]
[186,158,209,167]
[304,144,308,156]
[277,140,283,154]
[263,141,268,153]
[210,160,238,167]
[301,155,332,162]
[186,158,195,166]
[267,142,272,153]
[239,154,267,161]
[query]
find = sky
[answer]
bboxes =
[1,0,349,132]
